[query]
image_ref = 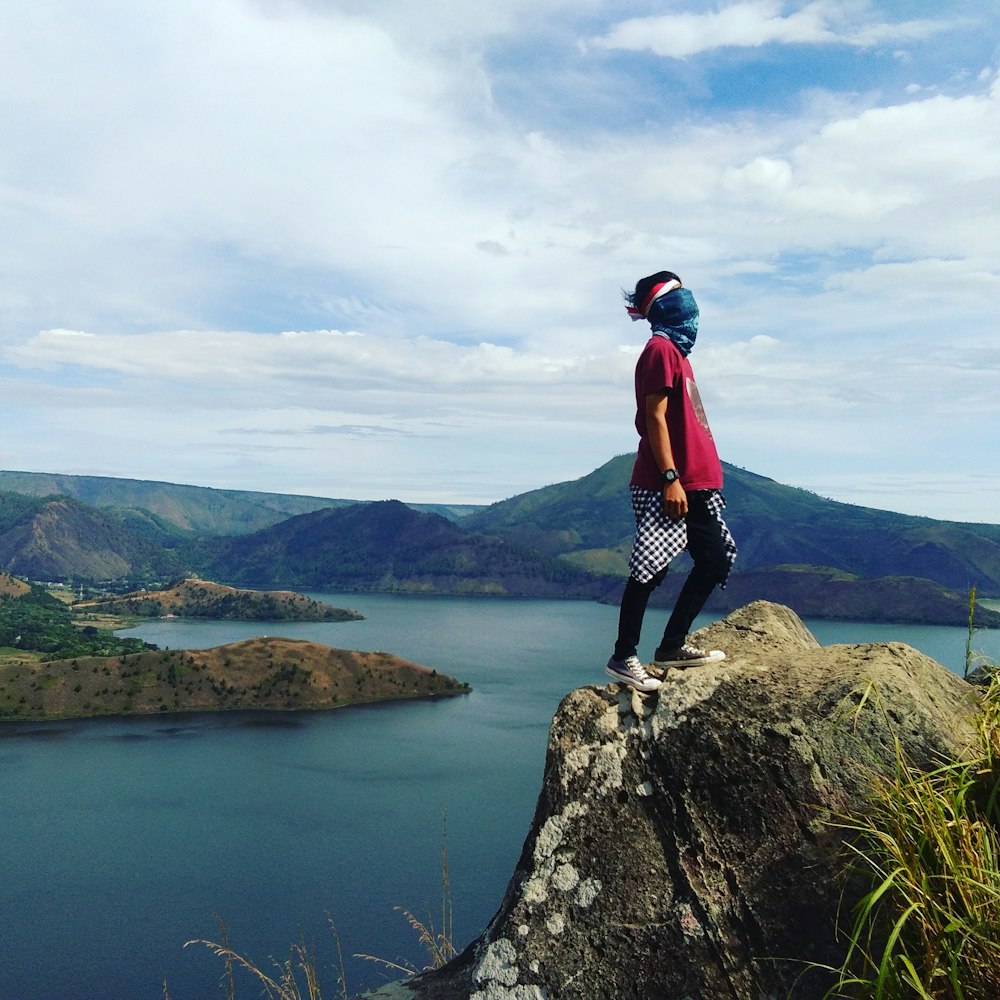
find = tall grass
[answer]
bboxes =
[181,822,456,999]
[823,673,1000,999]
[184,915,347,1000]
[963,585,994,683]
[355,821,457,977]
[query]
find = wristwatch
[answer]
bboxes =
[660,468,679,486]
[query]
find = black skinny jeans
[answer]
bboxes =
[613,490,732,661]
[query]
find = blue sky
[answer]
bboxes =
[2,0,999,521]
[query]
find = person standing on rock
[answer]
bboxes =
[605,270,737,693]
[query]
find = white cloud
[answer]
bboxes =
[590,1,950,59]
[2,3,996,343]
[1,1,999,517]
[6,327,625,393]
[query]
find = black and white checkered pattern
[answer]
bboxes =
[713,494,739,585]
[628,486,687,583]
[627,486,737,585]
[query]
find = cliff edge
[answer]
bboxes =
[367,601,979,1000]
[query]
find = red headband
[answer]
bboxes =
[625,279,681,321]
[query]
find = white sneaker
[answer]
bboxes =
[605,656,661,693]
[653,644,726,669]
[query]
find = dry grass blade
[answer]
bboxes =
[354,813,457,977]
[184,937,289,999]
[188,823,456,997]
[185,913,348,1000]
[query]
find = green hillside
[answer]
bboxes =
[0,471,349,535]
[465,456,1000,596]
[3,462,1000,621]
[0,492,185,584]
[0,470,479,535]
[0,580,153,660]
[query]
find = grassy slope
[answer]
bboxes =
[0,636,469,721]
[0,471,347,535]
[0,572,31,599]
[0,470,479,533]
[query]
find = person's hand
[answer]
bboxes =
[663,479,688,520]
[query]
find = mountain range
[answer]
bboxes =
[0,470,475,534]
[465,456,1000,593]
[1,459,999,624]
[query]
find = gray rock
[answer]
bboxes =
[365,601,977,1000]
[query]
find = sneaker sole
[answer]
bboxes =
[652,650,726,669]
[604,667,661,692]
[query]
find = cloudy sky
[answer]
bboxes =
[2,0,999,522]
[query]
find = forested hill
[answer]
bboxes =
[0,493,185,582]
[191,499,607,598]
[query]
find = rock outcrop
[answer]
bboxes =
[366,601,979,1000]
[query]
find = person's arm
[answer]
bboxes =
[645,391,687,520]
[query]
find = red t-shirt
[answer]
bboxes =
[630,335,723,492]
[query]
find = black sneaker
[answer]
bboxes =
[605,655,661,693]
[652,644,726,669]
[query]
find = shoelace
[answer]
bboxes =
[624,656,651,679]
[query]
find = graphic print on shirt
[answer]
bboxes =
[686,376,714,437]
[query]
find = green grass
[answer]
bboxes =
[822,674,1000,999]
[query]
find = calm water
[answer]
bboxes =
[2,594,997,1000]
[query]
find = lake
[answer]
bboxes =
[2,594,998,1000]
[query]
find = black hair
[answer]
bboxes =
[624,270,682,308]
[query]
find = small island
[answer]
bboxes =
[74,578,363,622]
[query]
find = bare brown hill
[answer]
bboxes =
[0,572,30,599]
[0,637,469,721]
[76,578,363,622]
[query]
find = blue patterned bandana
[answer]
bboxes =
[648,287,699,356]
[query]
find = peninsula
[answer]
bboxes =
[0,636,469,721]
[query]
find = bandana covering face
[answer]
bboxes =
[648,287,700,357]
[625,279,700,356]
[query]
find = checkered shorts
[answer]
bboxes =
[627,486,737,585]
